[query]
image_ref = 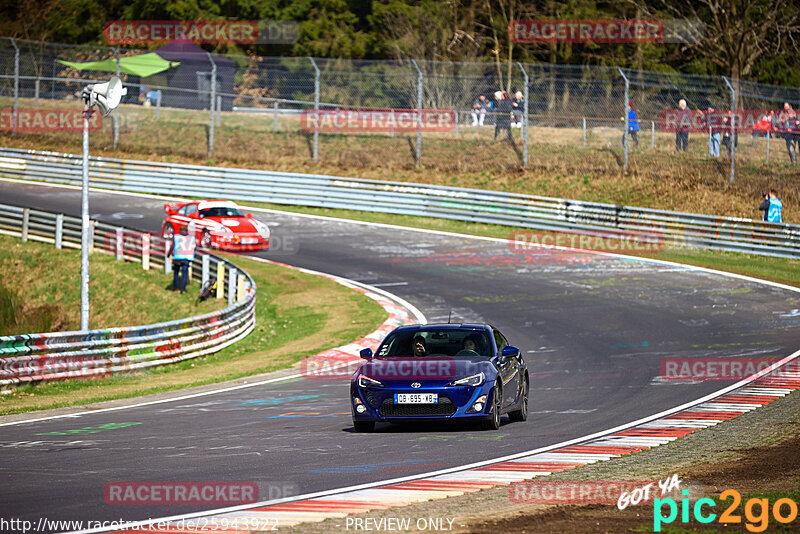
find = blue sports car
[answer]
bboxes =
[351,324,529,432]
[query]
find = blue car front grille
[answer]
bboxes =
[380,397,456,417]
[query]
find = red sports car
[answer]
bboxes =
[162,200,270,251]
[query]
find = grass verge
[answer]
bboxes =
[0,252,386,415]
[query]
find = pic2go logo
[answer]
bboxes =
[654,489,799,532]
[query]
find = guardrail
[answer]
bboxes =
[0,202,256,388]
[1,147,799,259]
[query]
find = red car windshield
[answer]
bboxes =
[199,207,244,218]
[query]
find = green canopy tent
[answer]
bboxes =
[57,53,179,78]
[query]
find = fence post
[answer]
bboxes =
[11,38,19,131]
[115,227,123,260]
[142,233,150,270]
[237,275,244,302]
[216,260,225,299]
[309,57,320,163]
[21,208,29,242]
[202,254,209,285]
[411,59,423,168]
[518,62,529,167]
[216,95,221,125]
[651,121,655,149]
[618,68,629,171]
[112,48,121,149]
[582,117,586,146]
[273,101,278,132]
[228,269,237,305]
[55,213,63,249]
[35,78,40,108]
[165,243,172,274]
[155,90,161,120]
[206,52,217,160]
[722,76,736,184]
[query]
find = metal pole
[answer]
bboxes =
[80,105,91,331]
[582,117,586,146]
[55,213,63,249]
[34,78,40,108]
[273,101,278,132]
[651,121,655,149]
[411,59,422,167]
[112,48,120,149]
[216,95,221,125]
[518,62,529,167]
[11,38,19,131]
[309,57,320,163]
[723,76,736,184]
[618,68,629,171]
[155,90,161,119]
[206,53,217,160]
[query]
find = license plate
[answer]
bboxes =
[241,237,258,244]
[394,393,438,404]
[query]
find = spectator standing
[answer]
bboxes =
[512,91,524,128]
[471,95,488,126]
[778,102,799,163]
[622,101,639,148]
[721,110,738,159]
[706,106,721,158]
[494,91,513,141]
[758,190,783,223]
[171,225,196,294]
[675,99,689,152]
[752,111,773,138]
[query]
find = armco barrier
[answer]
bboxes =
[1,147,799,258]
[0,203,256,388]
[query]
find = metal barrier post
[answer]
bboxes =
[228,269,237,305]
[35,78,40,108]
[582,117,586,146]
[519,62,529,167]
[21,208,29,242]
[112,48,120,149]
[80,106,92,331]
[618,68,629,171]
[155,90,161,120]
[411,59,423,168]
[165,248,172,274]
[237,275,244,302]
[723,76,736,184]
[202,254,209,285]
[206,52,217,160]
[115,227,123,260]
[273,101,278,132]
[309,57,320,163]
[142,233,150,270]
[216,260,225,299]
[55,213,63,249]
[11,38,19,131]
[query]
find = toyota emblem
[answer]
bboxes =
[411,382,422,388]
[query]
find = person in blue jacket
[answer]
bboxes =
[758,190,783,223]
[171,225,196,294]
[622,101,639,147]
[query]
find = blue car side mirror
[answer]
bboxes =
[501,346,520,358]
[360,348,373,360]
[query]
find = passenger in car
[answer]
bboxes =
[412,335,427,357]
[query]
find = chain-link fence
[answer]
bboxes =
[2,37,800,180]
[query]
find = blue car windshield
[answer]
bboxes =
[200,207,244,218]
[375,330,492,358]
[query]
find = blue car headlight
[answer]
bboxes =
[448,372,485,387]
[357,375,384,388]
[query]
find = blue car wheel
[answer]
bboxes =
[480,382,502,430]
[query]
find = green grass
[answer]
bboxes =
[0,247,387,415]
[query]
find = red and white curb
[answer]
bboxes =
[84,353,800,534]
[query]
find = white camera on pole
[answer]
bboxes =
[82,76,126,116]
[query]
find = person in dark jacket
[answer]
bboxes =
[494,91,513,141]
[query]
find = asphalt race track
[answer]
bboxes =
[2,180,800,531]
